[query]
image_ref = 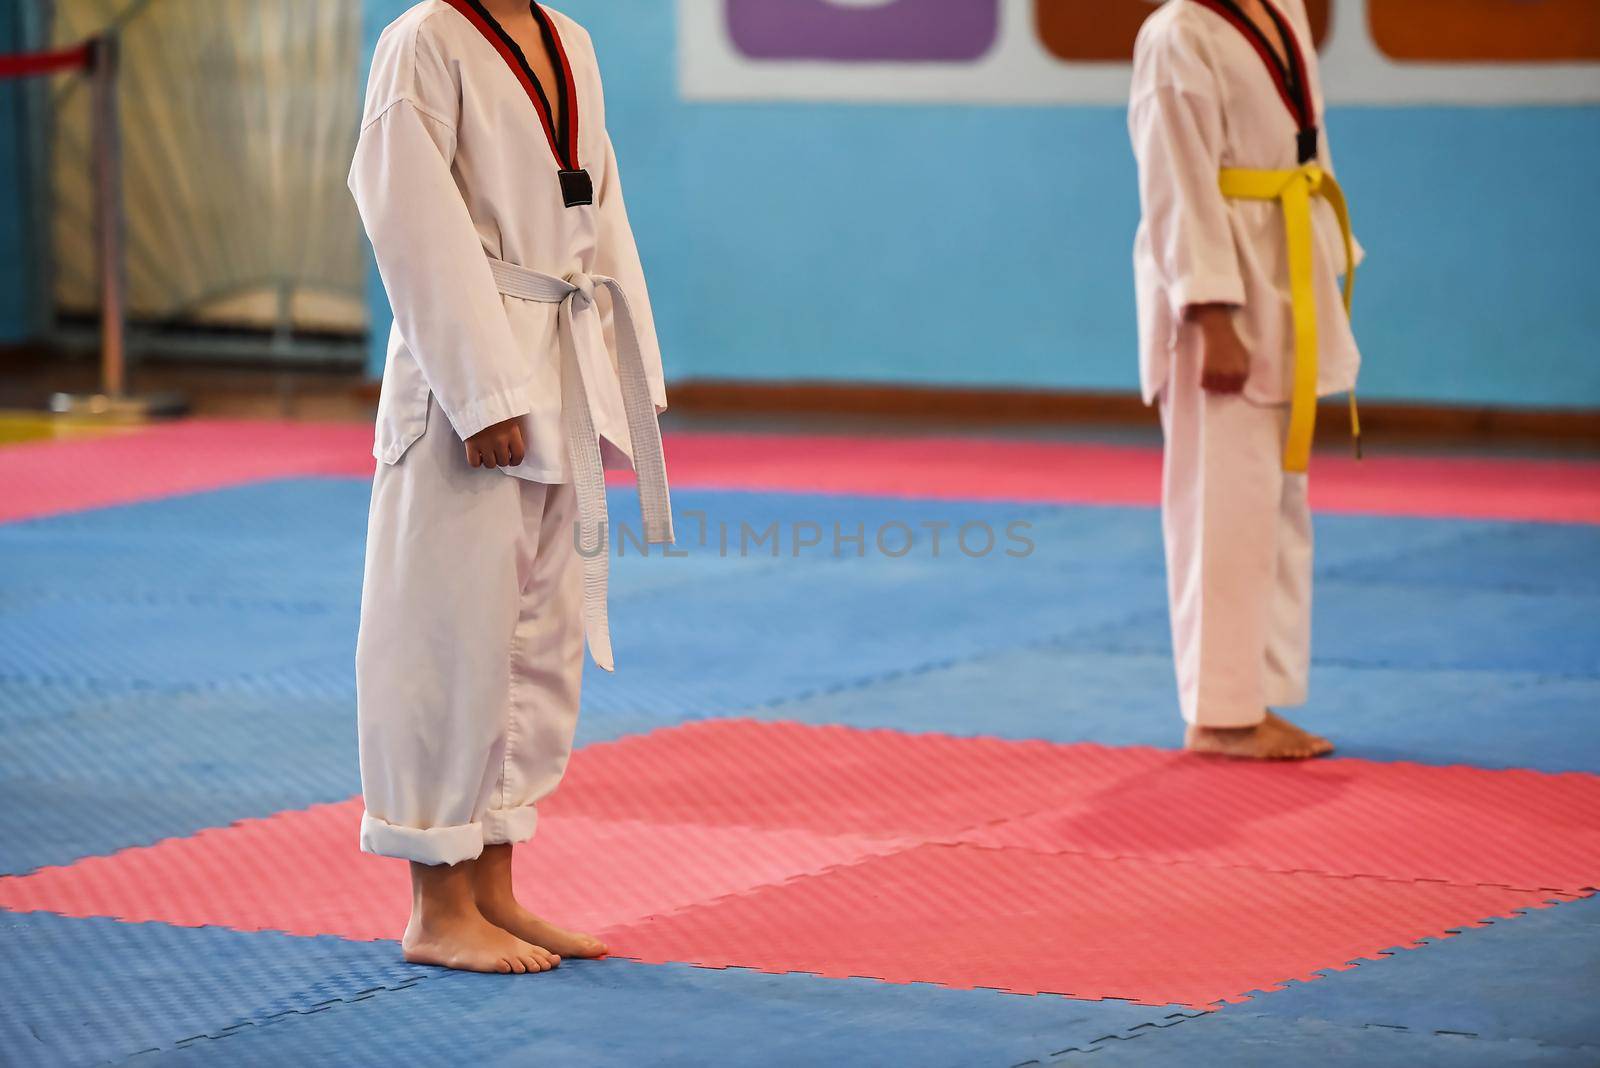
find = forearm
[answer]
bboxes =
[1184,302,1239,325]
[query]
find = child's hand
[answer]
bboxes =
[1188,304,1250,394]
[465,418,526,469]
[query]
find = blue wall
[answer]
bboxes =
[0,5,1589,405]
[0,10,39,345]
[377,4,1600,410]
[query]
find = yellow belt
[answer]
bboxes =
[1218,163,1359,473]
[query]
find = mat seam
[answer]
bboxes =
[120,966,444,1061]
[1022,1005,1600,1062]
[935,834,1599,897]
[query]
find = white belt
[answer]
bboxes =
[487,256,673,672]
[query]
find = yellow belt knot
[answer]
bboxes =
[1219,162,1360,473]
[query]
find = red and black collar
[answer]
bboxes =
[1190,0,1319,163]
[442,0,593,206]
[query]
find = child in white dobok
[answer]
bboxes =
[1130,0,1361,759]
[350,0,671,971]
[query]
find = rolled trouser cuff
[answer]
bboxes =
[482,803,539,847]
[1184,695,1268,729]
[360,811,484,866]
[1263,686,1308,710]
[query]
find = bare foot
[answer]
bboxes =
[401,907,560,974]
[478,897,609,960]
[1185,710,1334,760]
[472,843,608,959]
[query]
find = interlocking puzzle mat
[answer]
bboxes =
[2,421,1597,1065]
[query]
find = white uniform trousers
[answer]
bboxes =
[356,396,585,866]
[1158,368,1313,728]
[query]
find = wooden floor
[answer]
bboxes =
[3,348,1596,456]
[0,351,375,426]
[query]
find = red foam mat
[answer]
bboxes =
[950,754,1600,893]
[3,420,1597,524]
[0,799,911,942]
[1,721,1594,1005]
[543,721,1177,838]
[603,842,1562,1007]
[547,721,1600,894]
[653,433,1600,524]
[0,420,374,523]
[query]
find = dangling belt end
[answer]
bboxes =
[485,255,672,672]
[1349,392,1363,461]
[644,518,674,546]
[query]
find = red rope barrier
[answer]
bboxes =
[0,43,92,80]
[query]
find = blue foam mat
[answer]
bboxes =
[1323,521,1600,595]
[8,481,1590,705]
[1071,891,1600,1064]
[0,911,1192,1068]
[0,911,430,1067]
[1072,581,1598,678]
[150,955,1194,1068]
[3,479,1598,874]
[0,595,355,692]
[1065,1013,1593,1067]
[753,648,1600,774]
[591,551,1161,719]
[1018,507,1527,579]
[2,477,1599,1065]
[1231,894,1600,1049]
[0,687,357,875]
[0,673,704,875]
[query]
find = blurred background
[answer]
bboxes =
[1,0,1596,440]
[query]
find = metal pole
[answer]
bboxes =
[90,30,125,398]
[51,28,183,419]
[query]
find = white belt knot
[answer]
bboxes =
[567,272,597,310]
[486,255,674,673]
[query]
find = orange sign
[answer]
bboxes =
[1369,0,1600,62]
[1035,0,1331,63]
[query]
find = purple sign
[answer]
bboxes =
[727,0,1000,62]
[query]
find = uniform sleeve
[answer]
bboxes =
[1128,23,1246,313]
[348,32,530,441]
[587,74,666,410]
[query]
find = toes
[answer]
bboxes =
[496,959,512,974]
[506,957,527,974]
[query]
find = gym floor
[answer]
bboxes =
[1,403,1597,1066]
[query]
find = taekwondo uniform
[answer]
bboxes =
[349,0,671,865]
[1129,0,1361,728]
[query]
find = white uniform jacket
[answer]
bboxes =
[350,0,666,483]
[1130,0,1362,408]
